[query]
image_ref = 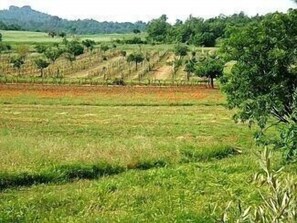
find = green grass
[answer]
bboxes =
[0,85,290,222]
[0,30,145,43]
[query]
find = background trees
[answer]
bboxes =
[174,44,188,59]
[221,9,297,161]
[146,12,252,46]
[147,15,171,43]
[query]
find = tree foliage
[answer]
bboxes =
[48,31,57,38]
[147,12,255,46]
[44,47,64,63]
[174,44,189,58]
[34,58,50,77]
[195,55,224,88]
[221,9,297,160]
[10,56,25,75]
[35,44,47,54]
[133,29,141,34]
[0,43,11,53]
[147,15,171,43]
[82,39,96,52]
[100,44,109,53]
[127,53,144,71]
[184,58,197,81]
[66,40,84,56]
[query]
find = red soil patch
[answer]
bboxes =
[0,84,223,102]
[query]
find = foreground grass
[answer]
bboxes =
[0,85,289,222]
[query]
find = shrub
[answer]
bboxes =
[219,148,297,222]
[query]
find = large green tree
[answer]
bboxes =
[221,9,297,160]
[147,15,171,43]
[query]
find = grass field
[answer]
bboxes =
[0,30,144,43]
[0,84,292,222]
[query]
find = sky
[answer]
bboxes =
[0,0,296,23]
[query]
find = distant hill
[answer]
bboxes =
[0,6,147,34]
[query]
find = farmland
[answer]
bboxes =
[0,22,297,222]
[0,30,214,86]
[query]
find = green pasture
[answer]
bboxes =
[0,30,145,44]
[0,85,291,222]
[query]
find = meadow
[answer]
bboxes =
[1,30,141,43]
[0,83,291,222]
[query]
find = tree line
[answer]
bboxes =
[146,12,262,47]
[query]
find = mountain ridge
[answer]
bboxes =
[0,5,147,34]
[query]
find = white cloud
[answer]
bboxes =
[0,0,295,22]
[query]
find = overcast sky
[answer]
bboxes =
[0,0,296,23]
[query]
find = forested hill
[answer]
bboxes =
[0,6,147,34]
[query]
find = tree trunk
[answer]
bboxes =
[210,77,214,88]
[135,62,138,71]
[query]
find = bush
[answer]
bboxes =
[124,37,147,44]
[219,148,297,222]
[112,78,126,86]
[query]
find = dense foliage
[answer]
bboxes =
[221,9,297,160]
[0,6,146,34]
[0,20,22,31]
[147,13,261,46]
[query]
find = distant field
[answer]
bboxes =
[0,30,143,43]
[0,84,289,222]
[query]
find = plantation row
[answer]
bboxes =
[0,39,217,85]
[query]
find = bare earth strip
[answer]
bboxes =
[69,56,122,79]
[152,66,173,80]
[148,53,175,80]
